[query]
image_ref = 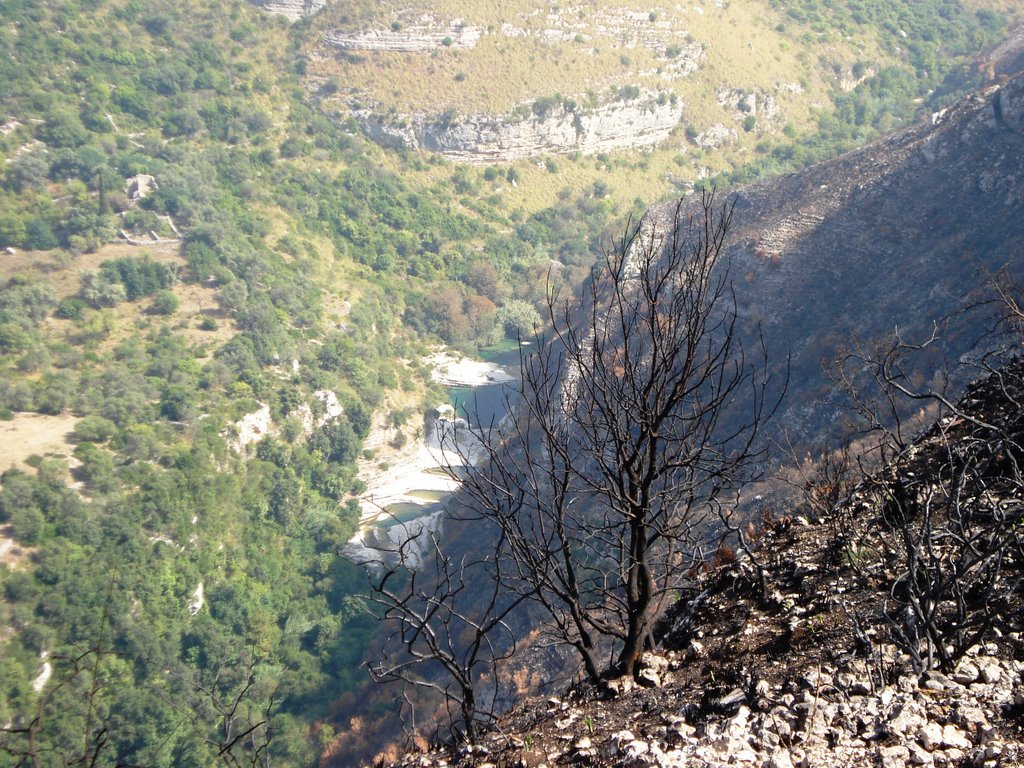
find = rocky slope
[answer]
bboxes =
[388,361,1024,768]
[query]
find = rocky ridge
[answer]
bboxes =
[387,362,1024,768]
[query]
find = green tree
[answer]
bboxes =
[495,299,541,338]
[150,289,179,315]
[81,271,127,308]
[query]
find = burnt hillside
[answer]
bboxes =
[663,71,1024,444]
[390,359,1024,768]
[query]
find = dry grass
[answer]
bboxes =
[0,524,34,569]
[0,412,80,475]
[0,242,182,299]
[1,240,239,354]
[302,0,910,216]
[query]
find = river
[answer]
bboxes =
[343,348,520,564]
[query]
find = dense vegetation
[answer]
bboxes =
[0,0,1015,764]
[0,1,630,764]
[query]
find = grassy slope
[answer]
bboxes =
[308,0,1017,217]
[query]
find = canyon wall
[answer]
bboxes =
[357,96,685,164]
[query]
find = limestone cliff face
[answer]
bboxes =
[356,97,685,164]
[316,9,705,162]
[323,22,484,52]
[250,0,324,22]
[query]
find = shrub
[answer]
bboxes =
[616,84,641,101]
[72,415,118,443]
[532,96,562,119]
[150,289,179,315]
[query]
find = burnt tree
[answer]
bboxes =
[450,192,781,679]
[361,523,525,744]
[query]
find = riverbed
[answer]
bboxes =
[349,348,519,539]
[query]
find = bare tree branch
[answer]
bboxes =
[444,192,784,680]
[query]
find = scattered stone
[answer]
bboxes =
[957,705,989,734]
[922,672,956,691]
[943,747,965,764]
[942,724,972,750]
[638,653,669,688]
[879,744,911,768]
[954,661,981,685]
[907,743,933,765]
[920,722,944,751]
[717,688,747,712]
[984,741,1004,760]
[980,663,1002,684]
[555,713,577,729]
[766,748,795,768]
[888,700,925,737]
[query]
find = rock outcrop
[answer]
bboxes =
[251,0,325,22]
[222,389,341,454]
[356,95,685,164]
[324,20,484,52]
